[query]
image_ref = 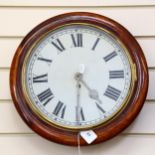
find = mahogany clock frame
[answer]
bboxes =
[10,12,148,146]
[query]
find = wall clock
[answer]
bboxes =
[10,12,148,146]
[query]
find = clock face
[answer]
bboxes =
[23,25,132,129]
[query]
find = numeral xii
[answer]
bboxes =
[71,33,83,47]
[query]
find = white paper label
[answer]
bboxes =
[80,130,97,144]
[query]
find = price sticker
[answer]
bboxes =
[80,130,97,144]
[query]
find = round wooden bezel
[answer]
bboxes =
[10,12,148,146]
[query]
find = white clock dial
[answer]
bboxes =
[25,25,131,129]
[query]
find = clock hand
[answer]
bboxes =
[79,64,85,74]
[76,79,81,125]
[81,79,102,104]
[75,73,102,104]
[75,64,85,125]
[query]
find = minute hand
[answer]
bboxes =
[76,80,81,125]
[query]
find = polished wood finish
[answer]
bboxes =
[10,12,148,146]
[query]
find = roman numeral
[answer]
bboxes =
[109,70,124,79]
[80,108,85,121]
[104,85,121,101]
[37,57,52,63]
[76,107,85,122]
[103,51,117,62]
[37,88,54,106]
[33,74,48,83]
[71,33,83,47]
[51,39,65,52]
[96,103,106,113]
[61,106,66,119]
[92,38,100,50]
[53,101,66,118]
[43,97,53,107]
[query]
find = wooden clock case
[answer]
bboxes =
[10,12,148,146]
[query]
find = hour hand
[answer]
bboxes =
[89,89,102,104]
[75,73,102,104]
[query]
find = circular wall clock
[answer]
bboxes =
[10,12,148,146]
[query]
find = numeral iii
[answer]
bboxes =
[109,70,124,79]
